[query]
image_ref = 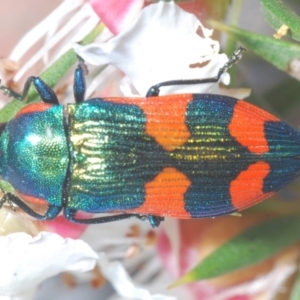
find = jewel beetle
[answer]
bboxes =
[0,48,300,228]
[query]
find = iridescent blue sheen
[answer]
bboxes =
[67,99,168,212]
[173,94,249,217]
[173,95,300,217]
[1,93,300,221]
[0,106,68,205]
[263,121,300,193]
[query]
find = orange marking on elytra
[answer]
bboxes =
[16,103,54,117]
[228,101,279,154]
[105,94,194,151]
[17,191,48,206]
[230,161,273,210]
[128,167,192,218]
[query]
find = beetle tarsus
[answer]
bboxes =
[134,214,164,227]
[0,81,22,100]
[148,215,164,228]
[0,187,16,211]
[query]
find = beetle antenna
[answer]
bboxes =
[146,46,246,97]
[217,47,246,77]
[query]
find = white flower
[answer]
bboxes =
[97,254,176,300]
[0,232,98,298]
[74,1,230,97]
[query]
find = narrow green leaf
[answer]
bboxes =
[260,0,300,41]
[0,100,26,123]
[290,269,300,300]
[0,23,104,123]
[208,20,300,77]
[170,215,300,287]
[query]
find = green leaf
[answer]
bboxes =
[0,24,104,123]
[260,0,300,41]
[208,20,300,79]
[170,215,300,287]
[0,100,26,123]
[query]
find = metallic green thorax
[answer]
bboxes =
[0,105,68,205]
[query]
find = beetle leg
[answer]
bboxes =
[0,82,23,100]
[73,61,88,103]
[128,214,164,227]
[0,190,61,220]
[64,208,164,227]
[24,76,59,104]
[146,47,245,97]
[64,207,140,224]
[0,76,59,104]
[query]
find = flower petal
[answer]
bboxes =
[75,1,228,96]
[89,0,144,34]
[43,213,89,239]
[98,254,176,300]
[0,232,98,296]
